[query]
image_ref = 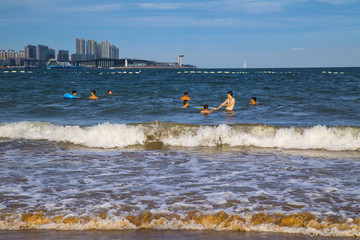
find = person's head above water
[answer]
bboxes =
[228,91,233,97]
[107,90,112,95]
[204,105,209,109]
[92,90,96,95]
[181,100,189,108]
[250,97,259,105]
[72,90,77,95]
[180,92,191,101]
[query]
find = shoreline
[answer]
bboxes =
[0,230,350,240]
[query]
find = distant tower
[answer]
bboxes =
[101,41,110,59]
[76,38,85,60]
[178,54,184,67]
[86,40,97,59]
[125,57,128,67]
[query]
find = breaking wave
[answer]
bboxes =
[0,121,359,151]
[1,211,360,237]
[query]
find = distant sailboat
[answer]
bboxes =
[243,61,247,69]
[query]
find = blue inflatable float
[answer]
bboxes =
[63,93,79,99]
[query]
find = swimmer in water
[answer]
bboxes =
[250,97,259,105]
[181,100,189,108]
[217,91,235,111]
[89,90,98,100]
[200,105,213,114]
[107,90,112,95]
[180,92,191,101]
[72,90,80,98]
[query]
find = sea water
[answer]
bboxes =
[0,68,359,238]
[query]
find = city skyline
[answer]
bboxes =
[0,0,359,68]
[1,37,120,61]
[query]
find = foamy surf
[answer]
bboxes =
[1,211,360,237]
[0,121,359,151]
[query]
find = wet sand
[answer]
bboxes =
[0,230,354,240]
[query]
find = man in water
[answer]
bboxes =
[200,105,213,114]
[89,90,98,100]
[217,91,235,110]
[107,90,112,95]
[180,92,191,101]
[181,100,189,108]
[250,97,259,105]
[72,90,80,98]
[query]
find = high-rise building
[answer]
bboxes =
[76,38,85,60]
[36,45,49,60]
[0,50,6,60]
[18,50,25,58]
[101,41,110,58]
[25,45,37,59]
[48,48,55,59]
[7,50,15,58]
[86,40,97,60]
[109,45,119,59]
[97,43,102,59]
[57,50,69,61]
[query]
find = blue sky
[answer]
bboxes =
[0,0,359,68]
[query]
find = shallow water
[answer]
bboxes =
[0,68,359,237]
[0,230,355,240]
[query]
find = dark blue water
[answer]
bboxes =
[1,68,360,238]
[1,68,359,126]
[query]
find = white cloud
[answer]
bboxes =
[291,48,306,51]
[62,4,124,13]
[316,0,358,5]
[137,1,292,13]
[138,3,183,10]
[209,0,293,13]
[241,1,286,13]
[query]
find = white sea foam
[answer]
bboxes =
[0,121,359,151]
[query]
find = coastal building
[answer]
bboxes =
[0,50,5,60]
[57,50,69,61]
[25,45,37,59]
[48,48,55,59]
[7,50,15,59]
[97,43,102,60]
[110,45,119,59]
[76,38,85,60]
[86,40,97,60]
[18,50,25,59]
[71,53,83,61]
[101,41,110,59]
[36,45,49,61]
[178,54,184,67]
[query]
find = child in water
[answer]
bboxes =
[89,90,98,100]
[72,90,80,98]
[250,97,259,105]
[200,105,213,114]
[181,100,189,108]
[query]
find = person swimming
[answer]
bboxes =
[250,97,259,105]
[181,100,189,108]
[217,91,235,111]
[107,90,112,95]
[89,90,98,100]
[72,90,80,98]
[180,92,191,101]
[200,105,213,114]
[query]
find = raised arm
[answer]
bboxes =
[217,99,228,109]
